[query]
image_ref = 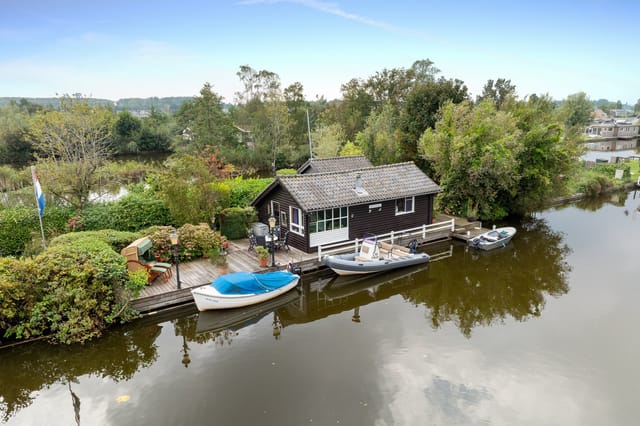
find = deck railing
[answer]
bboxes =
[316,218,455,261]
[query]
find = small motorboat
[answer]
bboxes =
[322,235,430,276]
[191,270,300,311]
[468,226,516,251]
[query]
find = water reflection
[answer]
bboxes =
[408,217,571,337]
[0,322,161,422]
[0,215,572,423]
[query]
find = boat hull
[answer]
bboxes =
[322,252,430,276]
[468,227,516,251]
[191,274,300,311]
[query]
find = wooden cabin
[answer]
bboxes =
[251,161,441,253]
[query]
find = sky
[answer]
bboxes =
[1,0,639,104]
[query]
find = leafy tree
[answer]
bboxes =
[398,77,469,163]
[113,110,142,153]
[476,78,517,110]
[419,100,522,220]
[355,102,400,165]
[175,83,237,154]
[339,141,363,156]
[312,122,345,158]
[138,108,173,152]
[152,154,230,225]
[30,96,116,209]
[557,92,593,129]
[634,98,640,114]
[509,95,581,213]
[0,104,33,165]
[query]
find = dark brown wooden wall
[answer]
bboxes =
[256,190,435,253]
[347,195,434,242]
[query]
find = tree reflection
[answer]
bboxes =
[0,322,160,422]
[406,216,571,337]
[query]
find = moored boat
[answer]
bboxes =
[191,270,300,311]
[468,226,516,251]
[322,235,430,276]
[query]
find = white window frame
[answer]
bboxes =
[290,206,304,236]
[395,196,415,215]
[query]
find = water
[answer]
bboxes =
[2,190,640,425]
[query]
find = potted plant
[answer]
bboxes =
[255,246,270,267]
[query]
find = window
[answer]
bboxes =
[395,197,415,215]
[290,206,304,235]
[309,207,348,234]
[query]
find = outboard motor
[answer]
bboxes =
[407,239,419,254]
[287,262,302,275]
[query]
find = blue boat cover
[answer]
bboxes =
[210,271,297,295]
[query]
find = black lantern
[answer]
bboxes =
[170,230,181,289]
[268,215,277,267]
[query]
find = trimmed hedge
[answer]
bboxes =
[0,205,73,257]
[72,190,172,232]
[219,207,258,239]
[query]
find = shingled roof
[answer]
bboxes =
[297,155,373,174]
[258,162,441,211]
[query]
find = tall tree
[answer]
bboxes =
[175,83,236,154]
[355,102,400,165]
[419,100,523,220]
[557,92,593,129]
[0,104,33,165]
[477,78,517,110]
[312,122,345,158]
[398,77,469,163]
[509,95,581,214]
[30,96,116,209]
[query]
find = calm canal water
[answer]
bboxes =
[2,190,640,425]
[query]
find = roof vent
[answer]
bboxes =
[353,174,368,196]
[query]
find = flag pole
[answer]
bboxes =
[31,166,46,249]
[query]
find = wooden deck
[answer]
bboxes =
[131,239,320,313]
[132,218,475,314]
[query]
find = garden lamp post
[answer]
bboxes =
[170,231,181,289]
[268,215,277,267]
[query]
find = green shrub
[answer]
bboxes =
[0,207,37,256]
[143,224,222,262]
[0,205,74,257]
[225,177,272,208]
[0,257,41,339]
[111,191,172,231]
[72,203,116,231]
[219,207,257,239]
[0,239,135,344]
[50,230,141,253]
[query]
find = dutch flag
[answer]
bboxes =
[32,166,45,217]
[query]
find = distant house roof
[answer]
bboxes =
[297,155,373,174]
[255,162,441,211]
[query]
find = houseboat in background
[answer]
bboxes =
[585,118,640,141]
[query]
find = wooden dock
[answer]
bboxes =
[131,240,319,314]
[132,217,483,314]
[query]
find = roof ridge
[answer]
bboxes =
[282,161,416,179]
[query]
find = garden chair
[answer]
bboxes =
[248,231,257,251]
[277,230,290,251]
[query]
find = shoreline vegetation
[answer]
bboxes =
[0,60,638,345]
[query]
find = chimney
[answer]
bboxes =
[355,174,362,191]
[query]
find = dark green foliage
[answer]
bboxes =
[110,191,172,231]
[71,190,172,232]
[219,207,257,239]
[49,229,140,253]
[0,207,40,256]
[0,205,74,257]
[142,224,223,262]
[225,177,272,208]
[0,239,141,344]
